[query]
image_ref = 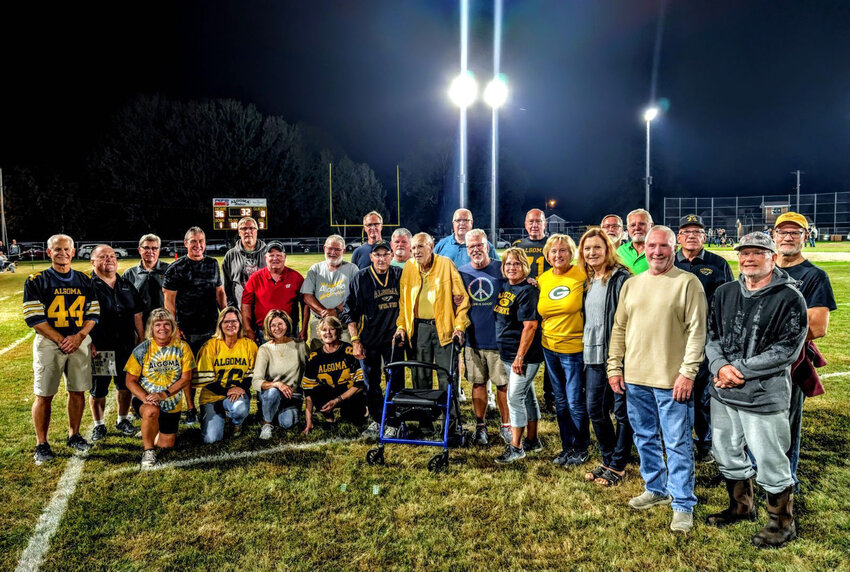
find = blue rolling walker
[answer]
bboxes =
[365,340,466,473]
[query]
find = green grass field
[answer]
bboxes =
[1,248,848,571]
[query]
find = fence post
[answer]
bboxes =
[835,192,838,234]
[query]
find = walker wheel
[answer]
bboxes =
[366,448,385,466]
[428,452,448,473]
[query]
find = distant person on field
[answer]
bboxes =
[163,226,226,427]
[8,238,21,261]
[704,232,807,548]
[600,214,625,249]
[616,209,653,274]
[301,235,358,349]
[193,307,257,443]
[351,211,384,269]
[87,244,144,442]
[390,227,412,268]
[123,234,170,325]
[434,208,499,267]
[24,234,101,465]
[607,226,706,533]
[674,214,734,463]
[241,240,308,344]
[773,212,836,487]
[252,310,308,439]
[222,216,267,308]
[125,308,194,468]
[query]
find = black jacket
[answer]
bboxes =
[582,265,630,361]
[705,268,808,413]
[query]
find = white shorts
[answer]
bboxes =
[32,333,93,397]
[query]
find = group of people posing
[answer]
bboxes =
[22,205,834,547]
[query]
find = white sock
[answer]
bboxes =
[94,419,105,426]
[117,415,128,422]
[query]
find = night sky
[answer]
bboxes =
[2,0,849,225]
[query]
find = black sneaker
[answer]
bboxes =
[523,437,544,453]
[184,408,199,427]
[115,418,136,436]
[696,448,716,464]
[66,433,92,453]
[34,442,56,465]
[495,445,526,464]
[552,449,572,466]
[90,424,107,442]
[473,425,489,446]
[566,449,589,466]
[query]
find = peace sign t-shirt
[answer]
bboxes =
[459,260,503,350]
[536,266,586,354]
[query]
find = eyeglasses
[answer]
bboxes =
[774,230,805,238]
[221,319,240,325]
[738,250,771,258]
[678,230,705,236]
[365,223,382,228]
[466,243,486,251]
[238,227,258,232]
[140,246,160,251]
[454,218,472,223]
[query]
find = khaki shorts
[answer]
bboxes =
[33,334,93,397]
[464,347,508,387]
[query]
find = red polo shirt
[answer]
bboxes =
[241,267,304,327]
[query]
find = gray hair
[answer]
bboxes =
[324,234,345,248]
[391,227,412,241]
[363,211,383,224]
[601,214,623,226]
[626,208,653,225]
[47,234,74,250]
[465,228,488,243]
[184,226,205,242]
[648,225,676,246]
[411,232,434,248]
[138,233,161,248]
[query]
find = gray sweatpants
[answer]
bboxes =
[710,397,794,494]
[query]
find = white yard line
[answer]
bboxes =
[0,289,24,302]
[0,331,34,356]
[820,371,850,380]
[103,437,357,477]
[15,404,113,572]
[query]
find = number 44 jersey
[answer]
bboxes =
[193,337,258,406]
[23,268,101,336]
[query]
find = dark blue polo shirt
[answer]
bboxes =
[674,248,734,306]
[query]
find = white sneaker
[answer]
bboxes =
[362,421,380,440]
[259,424,273,440]
[383,425,399,438]
[458,385,467,403]
[487,386,497,410]
[141,449,157,469]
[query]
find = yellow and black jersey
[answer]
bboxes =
[302,342,364,396]
[513,237,550,279]
[124,338,195,413]
[193,337,258,405]
[23,268,100,336]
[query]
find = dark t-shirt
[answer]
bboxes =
[674,248,734,307]
[494,280,543,364]
[513,236,550,278]
[123,261,170,325]
[459,261,502,350]
[90,273,143,352]
[162,256,222,335]
[783,260,837,311]
[351,244,374,270]
[302,342,365,396]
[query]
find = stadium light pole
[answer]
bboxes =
[449,71,478,211]
[643,106,659,211]
[484,75,508,247]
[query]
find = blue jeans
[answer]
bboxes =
[626,383,697,513]
[543,349,589,453]
[201,395,251,443]
[259,387,300,429]
[503,361,541,428]
[585,364,632,471]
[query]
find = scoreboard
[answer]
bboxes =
[212,198,268,230]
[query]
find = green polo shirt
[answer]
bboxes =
[616,242,648,274]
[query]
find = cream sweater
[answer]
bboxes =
[251,340,308,393]
[606,266,706,388]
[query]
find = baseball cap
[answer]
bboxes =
[371,240,391,253]
[734,232,776,253]
[266,241,284,252]
[678,214,705,230]
[774,212,808,230]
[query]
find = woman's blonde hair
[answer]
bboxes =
[212,306,245,340]
[144,308,179,342]
[263,309,294,341]
[316,316,343,339]
[543,233,576,265]
[500,247,530,280]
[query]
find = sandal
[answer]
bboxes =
[594,467,625,487]
[584,465,607,482]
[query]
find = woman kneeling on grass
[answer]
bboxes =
[125,308,195,468]
[494,247,545,464]
[253,310,307,439]
[577,228,633,486]
[302,316,367,435]
[194,307,258,444]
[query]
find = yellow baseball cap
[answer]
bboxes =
[774,212,808,230]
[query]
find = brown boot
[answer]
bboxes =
[752,486,796,548]
[706,478,757,526]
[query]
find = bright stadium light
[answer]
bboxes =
[484,75,508,108]
[449,71,478,109]
[644,106,659,122]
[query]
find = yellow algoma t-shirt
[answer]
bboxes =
[536,265,586,354]
[193,338,258,406]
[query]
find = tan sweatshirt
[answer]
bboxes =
[606,266,706,388]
